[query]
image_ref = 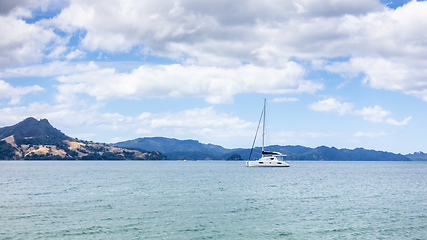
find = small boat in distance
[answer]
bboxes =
[246,99,290,167]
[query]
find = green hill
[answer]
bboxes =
[406,152,427,161]
[115,137,230,160]
[0,117,166,160]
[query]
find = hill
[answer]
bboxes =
[0,117,166,160]
[233,145,410,161]
[406,152,427,161]
[115,137,230,160]
[115,137,412,161]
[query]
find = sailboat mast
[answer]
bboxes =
[262,98,266,155]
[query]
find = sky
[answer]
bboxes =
[0,0,426,154]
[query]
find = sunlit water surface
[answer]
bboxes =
[1,161,426,239]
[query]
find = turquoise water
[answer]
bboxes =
[1,161,426,239]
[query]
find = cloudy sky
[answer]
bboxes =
[1,0,426,154]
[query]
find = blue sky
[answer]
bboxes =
[0,0,426,154]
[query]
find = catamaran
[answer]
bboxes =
[246,99,290,167]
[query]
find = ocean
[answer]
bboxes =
[1,161,426,239]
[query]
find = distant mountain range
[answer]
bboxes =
[1,117,426,161]
[115,137,425,161]
[115,137,231,160]
[0,117,166,160]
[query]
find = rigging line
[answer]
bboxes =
[248,104,264,161]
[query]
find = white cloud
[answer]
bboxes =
[114,106,256,147]
[354,105,391,123]
[0,103,255,147]
[294,0,384,17]
[0,61,99,78]
[272,97,299,103]
[385,116,412,126]
[271,130,344,147]
[65,49,85,60]
[0,80,43,105]
[0,101,104,128]
[309,98,412,126]
[55,62,322,104]
[136,107,254,138]
[3,0,426,102]
[0,14,65,68]
[318,1,427,101]
[0,0,39,15]
[3,1,426,68]
[308,98,353,115]
[0,0,66,16]
[45,0,388,66]
[276,130,341,140]
[353,105,412,126]
[325,57,427,101]
[354,131,390,138]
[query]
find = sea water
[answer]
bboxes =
[0,161,426,239]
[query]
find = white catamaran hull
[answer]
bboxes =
[246,157,290,167]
